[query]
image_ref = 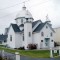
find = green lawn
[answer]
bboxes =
[0,47,50,58]
[0,46,60,58]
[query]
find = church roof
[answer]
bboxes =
[15,6,33,20]
[33,21,55,32]
[11,24,21,32]
[32,20,40,28]
[0,34,7,41]
[7,20,54,33]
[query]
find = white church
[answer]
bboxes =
[2,6,55,49]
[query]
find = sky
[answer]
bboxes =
[0,0,60,34]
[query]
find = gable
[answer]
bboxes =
[33,22,55,33]
[11,24,21,32]
[8,24,21,33]
[32,20,42,31]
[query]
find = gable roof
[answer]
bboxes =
[32,20,42,28]
[4,28,9,35]
[0,34,7,41]
[11,24,21,32]
[33,22,55,32]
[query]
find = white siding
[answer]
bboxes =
[39,24,54,48]
[24,22,32,49]
[54,28,60,45]
[33,33,40,49]
[7,26,15,48]
[15,33,23,48]
[33,24,54,49]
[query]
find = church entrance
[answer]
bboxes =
[45,38,50,48]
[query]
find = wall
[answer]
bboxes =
[7,26,15,48]
[39,24,54,48]
[54,28,60,45]
[33,23,54,49]
[15,33,23,48]
[33,32,40,49]
[24,22,32,49]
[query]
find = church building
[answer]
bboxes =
[4,6,55,49]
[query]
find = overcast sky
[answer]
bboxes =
[0,0,60,34]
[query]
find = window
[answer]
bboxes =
[50,32,53,36]
[41,32,44,36]
[10,35,12,41]
[29,32,31,37]
[51,40,53,42]
[26,18,28,22]
[46,26,48,28]
[4,40,7,42]
[41,40,43,42]
[23,35,24,41]
[21,19,23,23]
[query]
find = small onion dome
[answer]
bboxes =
[15,6,33,20]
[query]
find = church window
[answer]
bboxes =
[21,19,23,23]
[51,40,53,42]
[50,32,53,36]
[41,40,43,42]
[23,35,24,41]
[29,32,31,37]
[10,35,12,41]
[26,18,28,22]
[41,32,44,36]
[46,26,48,28]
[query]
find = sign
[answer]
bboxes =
[54,50,57,53]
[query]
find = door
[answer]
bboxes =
[45,38,50,48]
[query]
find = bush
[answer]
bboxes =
[18,47,25,50]
[27,44,37,50]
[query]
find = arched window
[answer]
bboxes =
[29,32,31,37]
[10,35,12,41]
[21,19,23,23]
[23,34,24,41]
[41,32,44,36]
[26,18,28,22]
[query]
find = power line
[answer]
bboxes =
[30,0,49,8]
[0,11,19,19]
[0,0,29,11]
[0,0,49,19]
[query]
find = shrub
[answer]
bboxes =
[27,44,37,50]
[18,47,25,50]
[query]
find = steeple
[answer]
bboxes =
[15,0,33,26]
[22,1,26,10]
[46,14,52,26]
[46,14,50,21]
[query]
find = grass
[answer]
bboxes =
[0,46,60,58]
[0,46,50,58]
[19,50,50,58]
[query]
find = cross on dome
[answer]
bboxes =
[46,14,50,21]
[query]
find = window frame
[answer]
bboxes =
[29,32,31,37]
[21,19,23,23]
[10,35,12,41]
[41,40,43,42]
[41,32,44,36]
[50,32,53,36]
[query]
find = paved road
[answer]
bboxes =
[21,56,60,60]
